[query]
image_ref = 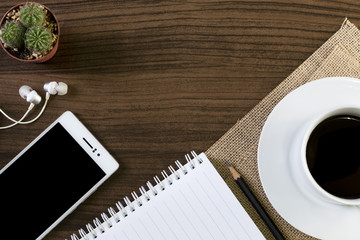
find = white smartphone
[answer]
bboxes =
[0,111,119,240]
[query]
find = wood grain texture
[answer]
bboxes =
[0,0,359,239]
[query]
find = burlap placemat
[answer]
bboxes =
[205,19,360,239]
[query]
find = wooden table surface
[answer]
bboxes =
[0,1,358,239]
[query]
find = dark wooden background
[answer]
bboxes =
[0,1,358,239]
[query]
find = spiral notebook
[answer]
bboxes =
[69,152,265,240]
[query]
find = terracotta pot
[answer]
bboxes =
[0,2,60,63]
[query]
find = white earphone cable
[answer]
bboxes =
[0,103,35,130]
[0,108,19,123]
[0,93,50,125]
[18,93,50,124]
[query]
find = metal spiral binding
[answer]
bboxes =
[131,191,143,206]
[175,160,188,175]
[78,229,88,240]
[67,151,203,240]
[93,217,105,233]
[116,200,128,217]
[108,207,120,222]
[185,153,195,169]
[85,223,97,238]
[139,185,150,201]
[146,181,158,196]
[168,165,180,180]
[124,196,135,212]
[154,175,165,191]
[70,234,79,240]
[101,212,112,228]
[161,170,173,185]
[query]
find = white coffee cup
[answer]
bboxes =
[290,106,360,206]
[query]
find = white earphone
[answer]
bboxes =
[19,85,42,105]
[44,81,68,96]
[0,81,68,130]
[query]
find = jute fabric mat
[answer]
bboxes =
[205,19,360,239]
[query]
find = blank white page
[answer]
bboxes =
[79,153,265,240]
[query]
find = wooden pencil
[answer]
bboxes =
[226,161,284,240]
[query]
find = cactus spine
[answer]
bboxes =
[1,22,25,48]
[19,3,45,28]
[25,26,52,53]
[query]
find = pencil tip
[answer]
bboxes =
[225,161,231,167]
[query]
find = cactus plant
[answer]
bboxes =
[25,26,52,54]
[19,3,45,28]
[1,21,25,48]
[0,2,59,62]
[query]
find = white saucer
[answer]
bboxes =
[258,77,360,240]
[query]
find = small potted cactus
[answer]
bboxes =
[0,2,59,62]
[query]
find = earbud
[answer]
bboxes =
[19,85,42,105]
[44,81,68,96]
[1,81,69,130]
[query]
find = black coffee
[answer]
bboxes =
[306,115,360,199]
